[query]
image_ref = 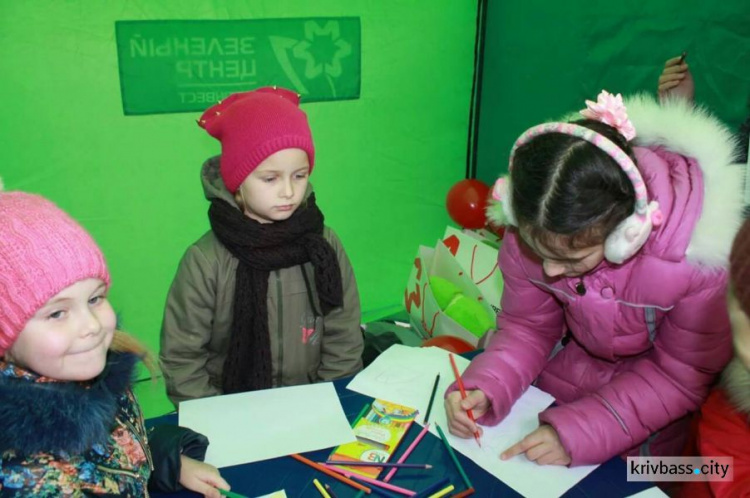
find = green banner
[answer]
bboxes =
[115,18,361,115]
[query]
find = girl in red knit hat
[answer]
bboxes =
[160,87,363,405]
[0,188,229,496]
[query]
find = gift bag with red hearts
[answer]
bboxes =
[404,239,499,347]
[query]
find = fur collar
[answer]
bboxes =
[626,94,745,268]
[0,352,138,456]
[721,358,750,417]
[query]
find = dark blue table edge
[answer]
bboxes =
[146,353,656,497]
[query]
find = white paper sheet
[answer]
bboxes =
[178,383,356,468]
[347,344,599,497]
[255,491,287,498]
[626,487,668,497]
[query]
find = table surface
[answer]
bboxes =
[147,379,655,498]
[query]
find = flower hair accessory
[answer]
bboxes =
[580,90,637,141]
[503,90,663,264]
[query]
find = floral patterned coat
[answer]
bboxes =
[0,352,198,497]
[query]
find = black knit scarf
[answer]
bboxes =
[208,193,343,394]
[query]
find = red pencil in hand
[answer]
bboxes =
[449,353,482,447]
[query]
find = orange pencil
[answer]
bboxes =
[291,454,371,494]
[453,488,475,498]
[449,353,481,447]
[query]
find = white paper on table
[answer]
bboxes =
[178,383,356,468]
[255,491,287,498]
[346,344,599,497]
[625,487,668,497]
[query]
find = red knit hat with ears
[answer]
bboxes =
[730,218,750,317]
[198,86,315,193]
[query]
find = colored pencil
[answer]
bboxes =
[324,461,431,469]
[383,423,431,482]
[314,478,332,498]
[291,453,371,494]
[428,484,454,498]
[452,488,475,498]
[448,353,481,447]
[434,423,474,491]
[424,373,440,423]
[323,465,416,496]
[678,51,688,64]
[365,484,402,498]
[413,478,450,498]
[217,488,250,498]
[352,402,371,426]
[324,484,340,498]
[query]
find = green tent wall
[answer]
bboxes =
[475,0,750,183]
[0,1,478,415]
[2,1,748,417]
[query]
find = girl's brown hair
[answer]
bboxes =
[110,330,158,378]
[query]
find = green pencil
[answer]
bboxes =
[351,402,371,426]
[435,422,474,490]
[218,487,250,498]
[424,373,441,423]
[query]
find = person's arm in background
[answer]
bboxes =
[658,53,694,102]
[658,54,749,165]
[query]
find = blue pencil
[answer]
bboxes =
[413,477,451,498]
[363,484,401,498]
[324,483,339,498]
[346,474,402,498]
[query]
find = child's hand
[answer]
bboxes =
[445,389,489,439]
[179,455,230,498]
[501,424,571,466]
[658,54,694,102]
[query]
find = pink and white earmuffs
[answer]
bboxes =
[488,91,663,265]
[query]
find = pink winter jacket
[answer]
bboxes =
[456,96,745,466]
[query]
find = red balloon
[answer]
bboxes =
[422,335,475,354]
[446,179,490,229]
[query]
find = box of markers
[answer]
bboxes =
[328,399,417,478]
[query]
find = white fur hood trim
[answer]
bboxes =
[626,94,745,268]
[722,358,750,416]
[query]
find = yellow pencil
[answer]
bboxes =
[313,478,332,498]
[428,484,455,498]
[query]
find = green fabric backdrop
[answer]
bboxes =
[5,0,746,418]
[476,0,750,183]
[0,1,477,416]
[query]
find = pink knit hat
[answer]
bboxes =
[0,190,110,355]
[198,86,315,193]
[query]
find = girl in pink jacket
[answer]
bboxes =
[445,91,745,466]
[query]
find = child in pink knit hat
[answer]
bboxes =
[0,189,230,497]
[160,86,363,405]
